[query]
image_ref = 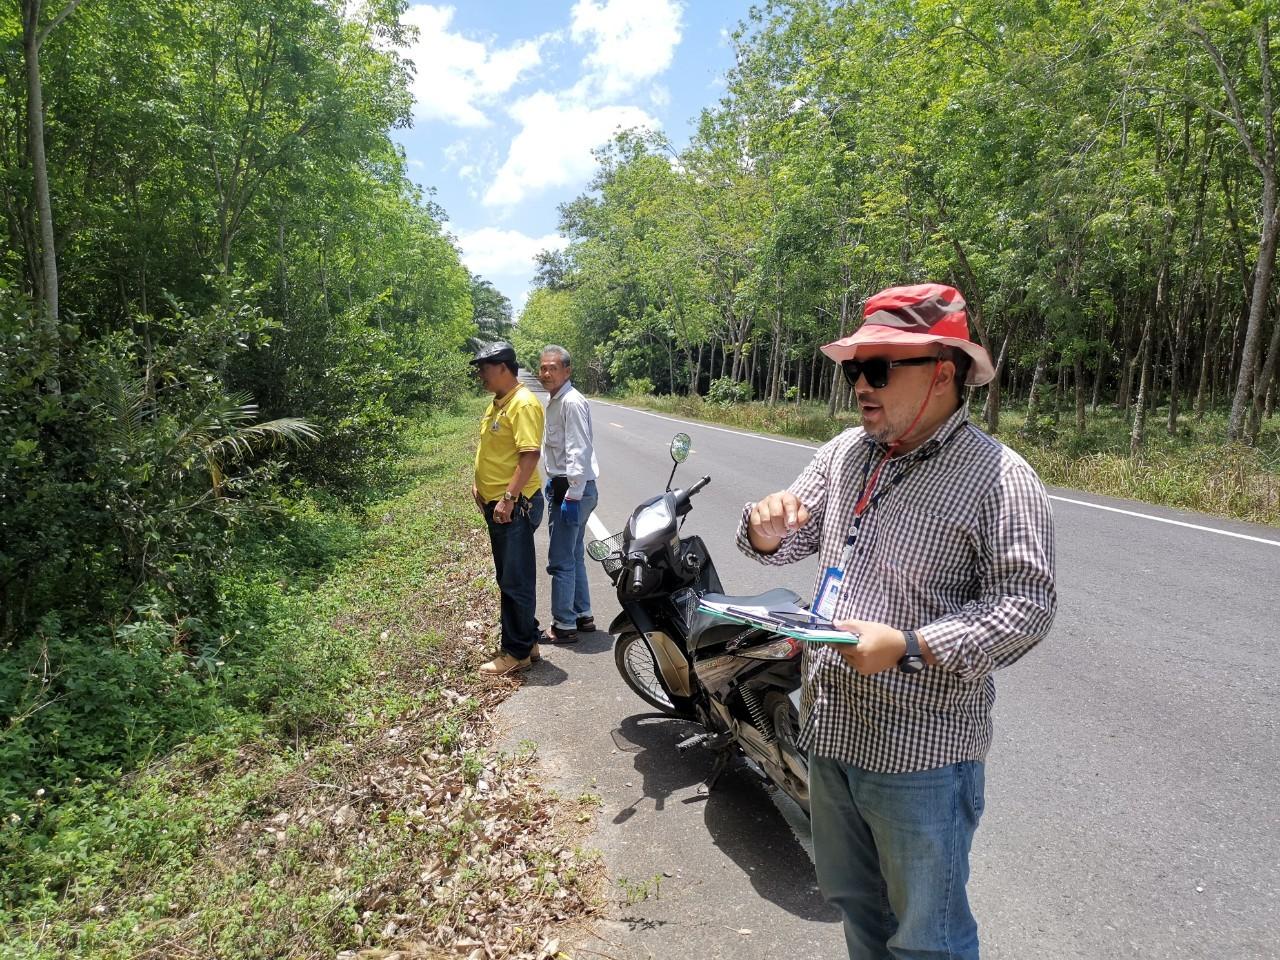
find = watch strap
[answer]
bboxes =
[898,629,925,674]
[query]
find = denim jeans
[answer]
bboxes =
[809,754,986,960]
[483,490,544,660]
[546,479,597,630]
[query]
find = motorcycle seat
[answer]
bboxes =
[700,588,803,609]
[687,588,807,654]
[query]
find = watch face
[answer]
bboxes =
[898,656,925,675]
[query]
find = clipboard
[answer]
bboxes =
[697,599,859,644]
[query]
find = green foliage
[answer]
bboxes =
[706,376,754,406]
[537,0,1280,444]
[0,405,599,959]
[619,376,655,398]
[513,287,602,389]
[0,0,489,913]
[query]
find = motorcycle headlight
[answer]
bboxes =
[632,497,674,539]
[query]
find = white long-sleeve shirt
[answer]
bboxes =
[542,381,599,499]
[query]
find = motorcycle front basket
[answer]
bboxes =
[595,531,627,576]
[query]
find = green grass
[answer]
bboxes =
[616,392,1280,527]
[0,400,600,959]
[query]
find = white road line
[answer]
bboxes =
[1045,495,1280,547]
[586,510,610,542]
[592,399,821,450]
[591,399,1280,548]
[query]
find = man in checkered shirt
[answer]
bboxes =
[738,283,1057,960]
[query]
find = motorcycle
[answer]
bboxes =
[586,433,810,812]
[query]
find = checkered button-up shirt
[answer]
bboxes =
[736,405,1057,773]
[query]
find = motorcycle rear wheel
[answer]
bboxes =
[614,632,678,715]
[765,690,810,814]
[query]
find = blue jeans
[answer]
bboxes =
[483,491,544,660]
[809,754,986,960]
[546,479,597,631]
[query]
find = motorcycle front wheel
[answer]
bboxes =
[614,632,678,715]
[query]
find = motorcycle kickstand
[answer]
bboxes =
[696,746,733,798]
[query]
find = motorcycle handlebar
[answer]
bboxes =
[630,559,646,593]
[674,475,711,517]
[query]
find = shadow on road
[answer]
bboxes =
[610,712,840,924]
[522,659,569,687]
[543,628,613,655]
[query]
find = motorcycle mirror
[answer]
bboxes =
[586,539,611,562]
[669,433,691,463]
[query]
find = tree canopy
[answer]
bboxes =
[540,0,1280,446]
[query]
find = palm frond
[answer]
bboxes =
[200,417,320,464]
[164,392,259,463]
[99,376,151,453]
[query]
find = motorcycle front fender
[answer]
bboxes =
[607,610,634,637]
[609,605,699,713]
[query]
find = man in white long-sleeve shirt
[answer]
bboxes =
[537,345,600,644]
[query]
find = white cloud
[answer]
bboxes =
[455,226,568,279]
[483,92,657,207]
[570,0,683,99]
[403,5,548,127]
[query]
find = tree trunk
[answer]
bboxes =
[1022,353,1047,436]
[1194,336,1212,420]
[22,0,60,324]
[827,277,852,417]
[1117,313,1136,411]
[984,327,1012,433]
[1130,315,1156,456]
[1091,326,1107,414]
[1074,354,1086,432]
[1195,13,1280,441]
[766,324,782,404]
[1052,361,1065,424]
[1246,313,1280,441]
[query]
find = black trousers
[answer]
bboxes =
[482,491,544,659]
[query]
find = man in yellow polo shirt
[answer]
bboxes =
[470,341,546,676]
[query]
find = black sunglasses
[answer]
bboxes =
[841,355,939,389]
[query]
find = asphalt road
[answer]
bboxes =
[495,379,1280,960]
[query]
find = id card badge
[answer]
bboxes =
[813,565,844,620]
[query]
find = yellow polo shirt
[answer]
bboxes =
[474,384,544,503]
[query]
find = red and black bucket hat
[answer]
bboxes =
[819,283,995,386]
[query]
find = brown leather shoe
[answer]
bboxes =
[530,643,542,662]
[576,616,596,633]
[541,627,578,644]
[479,652,532,677]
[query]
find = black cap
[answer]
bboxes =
[468,340,518,367]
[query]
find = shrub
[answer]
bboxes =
[620,376,655,397]
[706,376,753,406]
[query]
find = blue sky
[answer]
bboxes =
[392,1,756,314]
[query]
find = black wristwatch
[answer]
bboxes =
[898,629,926,675]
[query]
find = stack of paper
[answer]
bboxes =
[697,597,858,644]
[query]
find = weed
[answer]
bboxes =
[616,873,663,904]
